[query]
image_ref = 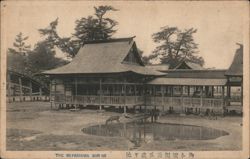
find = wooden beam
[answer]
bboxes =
[29,80,32,100]
[124,83,126,114]
[50,83,52,109]
[241,82,243,106]
[99,78,102,110]
[200,86,204,107]
[18,77,23,102]
[7,73,11,97]
[75,77,78,110]
[222,86,225,106]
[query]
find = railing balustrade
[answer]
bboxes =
[54,95,144,105]
[54,94,225,108]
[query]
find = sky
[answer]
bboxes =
[2,1,247,69]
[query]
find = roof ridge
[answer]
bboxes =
[84,36,136,44]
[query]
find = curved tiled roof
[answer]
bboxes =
[43,38,163,76]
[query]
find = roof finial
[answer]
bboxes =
[129,36,136,44]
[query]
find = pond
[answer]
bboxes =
[82,122,229,149]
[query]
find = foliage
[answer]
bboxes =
[28,41,69,73]
[38,5,118,58]
[74,6,118,42]
[7,50,29,72]
[149,26,204,68]
[8,32,31,56]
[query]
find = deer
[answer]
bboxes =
[105,116,120,125]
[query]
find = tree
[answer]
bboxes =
[38,5,118,58]
[73,5,118,43]
[8,32,31,56]
[7,32,31,72]
[149,26,204,68]
[38,18,78,57]
[28,41,69,73]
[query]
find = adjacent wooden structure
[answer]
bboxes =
[7,68,49,102]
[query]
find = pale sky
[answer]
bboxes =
[2,1,247,68]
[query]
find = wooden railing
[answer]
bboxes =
[54,94,224,108]
[145,96,224,108]
[54,95,144,106]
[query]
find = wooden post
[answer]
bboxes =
[241,81,243,106]
[50,82,52,109]
[222,86,225,106]
[18,77,23,102]
[181,86,184,113]
[200,86,203,108]
[75,77,78,110]
[161,85,164,111]
[124,83,127,114]
[29,80,32,101]
[134,84,136,104]
[7,73,11,99]
[99,78,102,110]
[39,87,42,100]
[171,86,173,108]
[54,81,57,109]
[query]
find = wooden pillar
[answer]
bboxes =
[227,85,231,98]
[29,80,32,101]
[39,87,42,96]
[99,78,102,110]
[54,81,57,109]
[124,83,126,114]
[18,77,23,102]
[50,82,52,109]
[181,86,184,113]
[187,86,190,97]
[153,85,156,108]
[7,74,11,98]
[134,84,136,104]
[161,85,164,111]
[171,86,173,108]
[212,86,214,97]
[75,77,78,110]
[200,86,203,107]
[241,80,243,106]
[143,84,147,112]
[222,86,225,106]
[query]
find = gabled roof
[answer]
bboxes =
[43,38,163,76]
[146,60,203,73]
[225,44,243,76]
[174,61,203,70]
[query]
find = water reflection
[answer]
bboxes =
[82,121,229,147]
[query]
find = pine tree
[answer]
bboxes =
[148,26,204,67]
[74,5,118,43]
[9,32,31,56]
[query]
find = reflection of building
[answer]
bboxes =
[6,68,49,102]
[43,37,243,115]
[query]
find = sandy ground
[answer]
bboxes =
[6,102,242,151]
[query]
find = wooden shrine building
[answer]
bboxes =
[43,37,163,113]
[7,67,49,102]
[43,37,243,115]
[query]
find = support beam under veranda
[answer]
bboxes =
[74,77,78,110]
[18,77,23,102]
[123,83,127,114]
[99,78,102,110]
[50,82,52,109]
